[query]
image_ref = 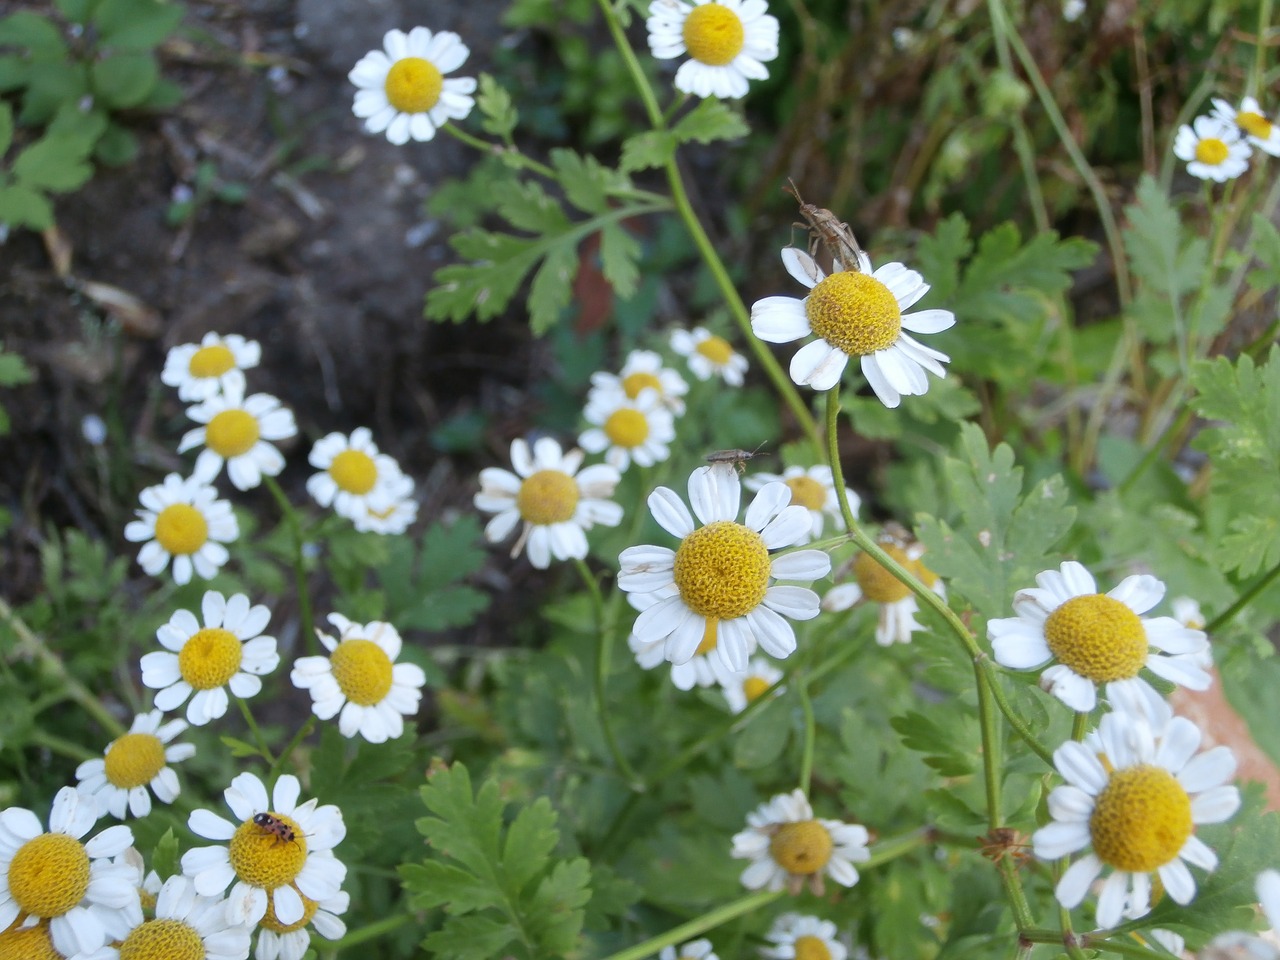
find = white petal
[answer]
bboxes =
[1054,853,1103,908]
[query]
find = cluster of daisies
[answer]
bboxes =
[1174,95,1280,183]
[129,332,418,587]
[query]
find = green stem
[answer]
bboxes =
[599,890,784,960]
[575,558,644,790]
[985,0,1049,234]
[444,123,556,177]
[797,677,816,794]
[1206,558,1280,635]
[1000,858,1036,931]
[270,717,316,778]
[1071,710,1089,741]
[595,0,823,454]
[235,695,275,764]
[1116,405,1193,495]
[0,597,126,738]
[327,911,412,950]
[1020,927,1165,959]
[30,728,99,762]
[1252,0,1274,98]
[263,476,316,656]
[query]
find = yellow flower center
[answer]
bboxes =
[0,921,61,960]
[682,3,745,66]
[1237,111,1272,140]
[794,935,834,960]
[330,638,394,706]
[806,271,902,357]
[118,918,205,960]
[1194,137,1230,165]
[229,814,307,889]
[154,503,209,556]
[205,408,261,459]
[329,449,378,495]
[785,476,827,511]
[769,820,834,876]
[622,371,663,399]
[138,885,157,912]
[852,544,913,603]
[384,57,443,113]
[178,627,243,690]
[673,520,770,620]
[603,408,650,449]
[1043,594,1147,683]
[1090,764,1193,872]
[7,833,90,918]
[516,470,580,525]
[695,335,734,365]
[260,890,320,933]
[742,674,772,702]
[104,732,167,789]
[188,343,235,378]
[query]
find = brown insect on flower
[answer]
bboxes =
[785,179,866,274]
[253,812,304,848]
[704,442,769,474]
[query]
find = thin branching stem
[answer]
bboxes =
[263,476,315,656]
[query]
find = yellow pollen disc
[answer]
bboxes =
[154,503,209,556]
[329,449,378,495]
[806,271,902,357]
[1043,594,1147,683]
[118,918,204,960]
[0,921,61,960]
[1238,111,1272,139]
[8,833,90,918]
[104,733,167,789]
[673,521,770,620]
[178,627,243,690]
[695,335,734,365]
[205,408,261,459]
[622,371,663,399]
[229,815,307,889]
[260,889,319,933]
[794,935,834,960]
[516,470,580,525]
[913,559,940,589]
[742,675,771,702]
[603,408,650,449]
[785,476,827,511]
[1194,137,1230,165]
[138,885,157,911]
[1090,764,1193,872]
[188,344,235,378]
[682,4,745,66]
[852,544,912,603]
[330,638,394,706]
[695,619,719,656]
[384,56,443,113]
[769,820,834,876]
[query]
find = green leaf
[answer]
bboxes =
[18,61,90,125]
[0,55,26,92]
[1247,214,1280,294]
[218,735,263,759]
[0,11,68,57]
[495,179,569,234]
[0,103,11,156]
[599,221,640,300]
[525,858,592,955]
[54,0,92,23]
[672,98,748,145]
[94,123,138,166]
[619,130,676,172]
[13,135,94,192]
[93,0,184,50]
[91,52,158,108]
[376,516,489,632]
[151,828,180,879]
[475,73,517,139]
[0,183,53,229]
[421,914,517,960]
[890,710,979,776]
[528,242,578,333]
[426,230,544,324]
[0,345,34,388]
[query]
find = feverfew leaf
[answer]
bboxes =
[673,98,748,145]
[529,242,579,334]
[375,516,489,633]
[599,221,640,300]
[620,130,676,172]
[476,73,517,140]
[1247,214,1280,294]
[551,148,632,215]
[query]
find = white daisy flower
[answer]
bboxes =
[74,710,195,820]
[291,614,426,744]
[646,0,779,100]
[76,874,250,960]
[619,466,830,671]
[352,471,418,535]
[474,437,623,569]
[721,655,784,713]
[751,246,955,407]
[349,27,476,145]
[1147,929,1186,957]
[670,327,748,386]
[123,473,239,585]
[579,388,677,473]
[0,917,61,956]
[307,428,408,525]
[160,332,261,402]
[731,788,870,895]
[0,787,140,956]
[1032,709,1240,928]
[1171,596,1206,631]
[588,349,689,416]
[762,914,848,960]
[1212,96,1280,156]
[821,541,944,646]
[627,592,740,691]
[140,591,280,726]
[744,465,859,544]
[253,886,349,960]
[660,936,719,960]
[1173,115,1251,182]
[179,385,297,491]
[987,561,1212,713]
[182,773,346,928]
